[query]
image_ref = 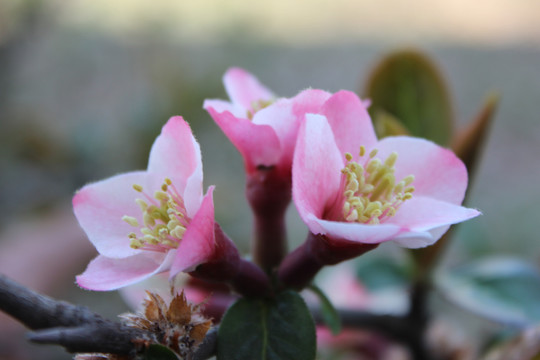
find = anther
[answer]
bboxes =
[123,177,191,253]
[384,152,398,167]
[154,191,169,202]
[403,175,415,186]
[122,216,139,227]
[339,145,414,225]
[136,199,148,211]
[359,146,366,157]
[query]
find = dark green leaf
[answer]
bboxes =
[308,284,342,335]
[437,257,540,328]
[143,344,180,360]
[363,49,453,145]
[217,291,316,360]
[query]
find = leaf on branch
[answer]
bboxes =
[217,291,316,360]
[307,284,342,335]
[363,49,453,145]
[143,344,181,360]
[437,257,540,328]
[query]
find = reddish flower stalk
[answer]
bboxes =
[278,232,377,290]
[188,224,272,298]
[246,165,291,272]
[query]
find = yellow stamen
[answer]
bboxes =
[246,99,274,120]
[136,199,148,212]
[340,146,415,224]
[359,146,366,157]
[154,191,169,202]
[122,216,139,227]
[122,178,191,252]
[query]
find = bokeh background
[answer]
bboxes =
[1,0,539,358]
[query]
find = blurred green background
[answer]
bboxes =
[1,0,539,358]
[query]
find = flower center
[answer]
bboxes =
[340,146,414,224]
[122,178,190,252]
[247,99,274,120]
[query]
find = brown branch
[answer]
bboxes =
[0,274,217,358]
[27,324,148,354]
[0,274,100,329]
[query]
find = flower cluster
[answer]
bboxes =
[74,67,479,295]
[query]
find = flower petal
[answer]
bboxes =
[76,251,175,291]
[147,117,202,212]
[321,91,378,157]
[390,196,480,233]
[390,226,449,249]
[293,114,344,223]
[205,107,281,171]
[307,214,404,245]
[223,67,274,110]
[203,99,245,119]
[73,171,156,258]
[170,187,216,276]
[254,89,331,167]
[375,136,468,204]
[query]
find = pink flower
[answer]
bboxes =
[74,117,221,291]
[293,91,480,248]
[204,67,331,174]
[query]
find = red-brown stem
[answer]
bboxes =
[278,232,378,290]
[246,165,291,272]
[190,259,271,299]
[189,224,271,298]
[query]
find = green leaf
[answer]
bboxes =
[373,110,411,138]
[437,257,540,328]
[363,49,453,145]
[143,344,180,360]
[308,284,342,335]
[217,291,316,360]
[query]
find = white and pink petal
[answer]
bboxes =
[170,187,216,277]
[73,171,155,259]
[389,196,480,233]
[254,88,331,166]
[375,136,468,204]
[307,214,404,245]
[293,114,344,221]
[223,67,274,111]
[147,116,202,202]
[76,251,175,291]
[205,107,282,171]
[321,91,378,158]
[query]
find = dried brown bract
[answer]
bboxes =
[76,290,212,360]
[121,290,213,358]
